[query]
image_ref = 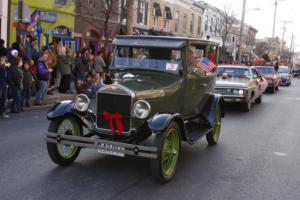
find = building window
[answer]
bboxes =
[190,14,194,34]
[182,14,187,34]
[210,17,213,32]
[163,7,172,31]
[175,11,179,32]
[197,16,202,35]
[205,16,208,31]
[215,18,218,35]
[55,0,66,5]
[137,0,148,25]
[153,2,161,28]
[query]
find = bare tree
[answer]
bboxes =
[218,6,235,62]
[68,0,129,53]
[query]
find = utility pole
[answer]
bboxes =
[272,0,285,38]
[237,0,246,64]
[289,33,294,63]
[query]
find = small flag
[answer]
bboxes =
[196,57,216,73]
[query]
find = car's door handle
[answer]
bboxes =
[201,83,208,87]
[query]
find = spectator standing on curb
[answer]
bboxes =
[0,57,10,118]
[0,39,8,57]
[95,51,106,75]
[36,49,52,105]
[22,61,34,107]
[58,47,72,93]
[9,57,23,113]
[47,43,57,94]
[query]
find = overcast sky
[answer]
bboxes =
[206,0,298,50]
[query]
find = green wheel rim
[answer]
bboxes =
[212,106,221,141]
[57,118,80,159]
[161,128,180,178]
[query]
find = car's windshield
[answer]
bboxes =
[256,67,275,75]
[217,67,251,79]
[111,46,183,75]
[278,67,289,74]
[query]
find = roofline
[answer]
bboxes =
[114,35,220,46]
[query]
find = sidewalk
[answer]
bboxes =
[29,91,76,108]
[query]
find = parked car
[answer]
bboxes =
[255,66,280,93]
[278,66,292,86]
[215,65,265,112]
[45,36,225,183]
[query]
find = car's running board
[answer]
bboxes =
[185,124,212,143]
[45,132,158,159]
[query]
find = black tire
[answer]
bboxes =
[206,104,222,145]
[241,100,251,112]
[151,122,181,183]
[255,95,262,104]
[47,117,82,166]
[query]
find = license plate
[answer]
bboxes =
[97,143,125,157]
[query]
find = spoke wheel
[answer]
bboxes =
[151,122,181,183]
[206,104,222,145]
[47,117,82,166]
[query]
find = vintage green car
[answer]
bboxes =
[45,36,224,183]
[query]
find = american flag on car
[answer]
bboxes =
[196,57,216,72]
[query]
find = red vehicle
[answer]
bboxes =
[254,66,280,93]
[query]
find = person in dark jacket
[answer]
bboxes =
[0,56,10,118]
[35,49,52,105]
[9,57,23,113]
[22,61,34,107]
[0,39,8,57]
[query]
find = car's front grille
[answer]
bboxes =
[97,93,131,132]
[215,88,233,95]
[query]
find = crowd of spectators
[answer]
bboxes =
[0,36,112,118]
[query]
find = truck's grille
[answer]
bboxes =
[215,88,233,95]
[97,93,131,132]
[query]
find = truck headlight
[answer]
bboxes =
[74,94,90,112]
[133,100,151,119]
[239,90,244,95]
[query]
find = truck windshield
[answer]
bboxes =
[256,67,275,75]
[217,67,251,79]
[111,46,182,75]
[278,67,289,74]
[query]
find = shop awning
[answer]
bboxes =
[153,3,162,16]
[164,7,172,20]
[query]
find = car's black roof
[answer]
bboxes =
[113,35,219,48]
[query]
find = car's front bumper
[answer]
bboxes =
[45,132,158,159]
[221,95,248,103]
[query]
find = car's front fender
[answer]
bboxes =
[147,113,186,139]
[202,93,225,127]
[47,100,95,129]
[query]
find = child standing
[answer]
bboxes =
[22,61,34,107]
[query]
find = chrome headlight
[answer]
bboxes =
[74,94,90,112]
[238,89,244,95]
[133,100,151,119]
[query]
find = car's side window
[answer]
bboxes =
[187,45,205,76]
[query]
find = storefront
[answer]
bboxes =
[9,0,77,52]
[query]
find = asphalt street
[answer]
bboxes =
[1,79,300,200]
